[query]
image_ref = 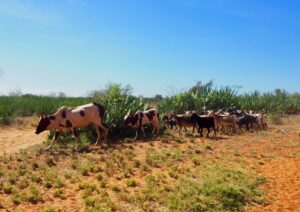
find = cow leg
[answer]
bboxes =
[213,126,216,137]
[154,122,160,136]
[197,124,201,134]
[46,130,60,150]
[199,128,203,137]
[184,127,188,132]
[178,126,182,135]
[135,128,139,140]
[206,128,210,138]
[246,124,250,131]
[256,123,261,130]
[71,128,79,150]
[152,123,156,135]
[141,126,146,138]
[98,122,109,144]
[192,125,195,134]
[94,126,102,145]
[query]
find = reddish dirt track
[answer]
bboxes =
[0,126,46,155]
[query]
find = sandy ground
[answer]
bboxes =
[0,126,47,155]
[0,115,300,211]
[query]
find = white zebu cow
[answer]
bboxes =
[124,108,159,139]
[35,102,109,150]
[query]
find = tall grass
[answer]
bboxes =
[158,81,300,114]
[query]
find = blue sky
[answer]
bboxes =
[0,0,299,97]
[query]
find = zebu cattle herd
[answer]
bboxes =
[163,109,267,137]
[35,102,267,149]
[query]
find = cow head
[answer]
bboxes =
[123,114,138,126]
[35,115,51,134]
[162,114,169,121]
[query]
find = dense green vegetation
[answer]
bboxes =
[158,81,300,114]
[1,81,299,136]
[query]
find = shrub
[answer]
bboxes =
[27,186,42,204]
[18,178,30,189]
[126,178,137,187]
[12,193,23,205]
[3,183,14,194]
[53,189,65,199]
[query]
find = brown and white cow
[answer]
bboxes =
[209,111,239,135]
[35,102,109,150]
[169,112,196,134]
[124,108,159,139]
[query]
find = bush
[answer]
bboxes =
[3,183,14,194]
[27,186,42,204]
[126,178,137,187]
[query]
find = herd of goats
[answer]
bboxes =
[34,102,268,149]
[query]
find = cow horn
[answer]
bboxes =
[126,109,131,116]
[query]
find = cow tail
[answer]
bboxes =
[93,102,109,129]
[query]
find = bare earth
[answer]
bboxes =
[0,115,300,211]
[0,126,46,155]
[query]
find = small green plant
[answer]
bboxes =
[32,162,39,170]
[195,149,202,154]
[126,178,137,187]
[27,186,42,204]
[96,173,104,181]
[18,178,29,189]
[111,184,121,193]
[192,157,201,166]
[3,182,14,194]
[44,180,53,189]
[42,207,56,212]
[53,189,65,199]
[99,180,107,188]
[169,170,179,179]
[205,145,213,151]
[79,164,91,176]
[12,193,23,205]
[45,156,56,167]
[8,172,19,184]
[145,175,157,187]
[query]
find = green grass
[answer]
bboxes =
[127,164,266,211]
[0,134,269,211]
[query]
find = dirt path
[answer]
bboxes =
[0,126,46,154]
[256,158,300,211]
